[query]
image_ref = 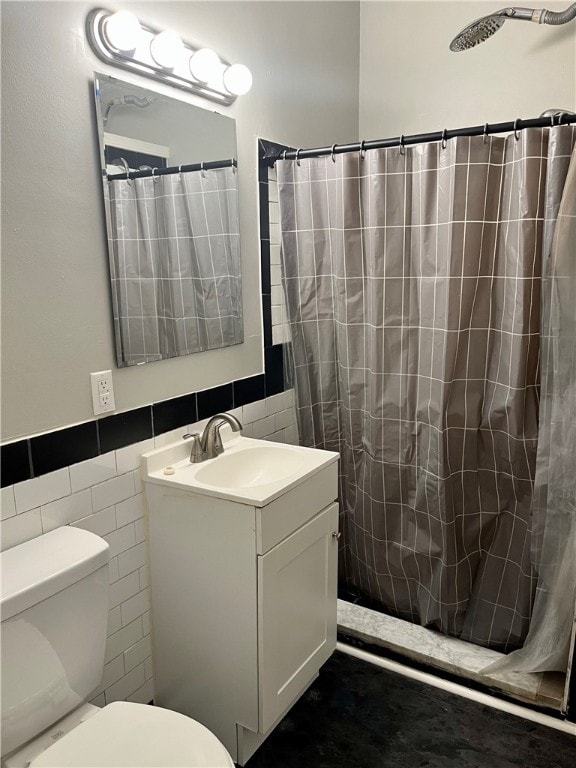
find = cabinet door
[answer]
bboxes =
[257,502,338,733]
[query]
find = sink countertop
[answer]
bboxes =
[141,436,339,507]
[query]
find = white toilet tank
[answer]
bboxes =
[1,527,110,758]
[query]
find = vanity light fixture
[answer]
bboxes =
[86,8,253,106]
[223,64,253,97]
[103,9,141,51]
[189,48,222,83]
[149,30,184,70]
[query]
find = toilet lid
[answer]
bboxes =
[30,701,235,768]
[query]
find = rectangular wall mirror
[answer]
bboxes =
[93,73,243,368]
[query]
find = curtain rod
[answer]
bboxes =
[267,114,576,163]
[107,158,237,181]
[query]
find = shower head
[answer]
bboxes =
[450,3,576,51]
[449,12,507,51]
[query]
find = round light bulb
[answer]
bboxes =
[223,64,253,96]
[104,11,141,52]
[150,30,183,69]
[189,48,221,83]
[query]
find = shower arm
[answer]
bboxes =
[102,95,154,126]
[539,2,576,23]
[493,4,576,24]
[495,6,543,22]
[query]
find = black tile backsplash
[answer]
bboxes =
[259,138,292,168]
[257,140,272,181]
[0,138,290,484]
[265,345,285,397]
[152,393,197,435]
[98,407,153,453]
[31,421,99,477]
[197,383,234,420]
[233,374,266,408]
[105,146,167,172]
[1,440,32,487]
[259,181,269,238]
[262,294,273,348]
[260,239,271,295]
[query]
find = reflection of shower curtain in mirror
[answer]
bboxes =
[107,165,242,366]
[278,126,576,654]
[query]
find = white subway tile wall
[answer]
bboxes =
[0,487,16,520]
[14,467,71,514]
[269,167,292,346]
[70,453,117,493]
[0,392,299,707]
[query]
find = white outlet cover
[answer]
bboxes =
[91,370,116,415]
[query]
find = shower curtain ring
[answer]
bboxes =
[282,150,287,161]
[331,144,337,162]
[152,167,159,183]
[399,135,405,155]
[117,157,132,185]
[359,140,366,160]
[483,123,489,143]
[441,129,448,149]
[201,161,207,178]
[295,148,302,166]
[178,165,183,179]
[514,119,521,141]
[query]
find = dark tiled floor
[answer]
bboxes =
[246,651,576,768]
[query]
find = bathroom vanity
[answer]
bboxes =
[142,436,339,765]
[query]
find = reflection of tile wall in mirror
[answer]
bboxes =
[93,73,243,368]
[105,146,167,176]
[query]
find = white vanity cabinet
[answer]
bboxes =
[256,501,338,736]
[143,443,338,765]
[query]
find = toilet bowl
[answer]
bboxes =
[0,527,234,768]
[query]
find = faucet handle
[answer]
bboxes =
[183,433,206,463]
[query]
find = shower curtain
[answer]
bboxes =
[107,165,242,366]
[488,135,576,673]
[277,126,576,655]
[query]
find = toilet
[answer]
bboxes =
[0,527,234,768]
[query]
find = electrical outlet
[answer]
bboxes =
[91,370,116,415]
[99,392,113,409]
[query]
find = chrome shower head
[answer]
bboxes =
[450,3,576,51]
[449,13,507,51]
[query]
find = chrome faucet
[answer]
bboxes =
[183,412,243,463]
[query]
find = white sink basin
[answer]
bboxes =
[141,435,338,506]
[194,446,306,489]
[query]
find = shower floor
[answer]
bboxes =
[337,599,566,712]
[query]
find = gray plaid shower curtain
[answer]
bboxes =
[278,127,576,652]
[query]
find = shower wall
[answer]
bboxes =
[359,1,576,139]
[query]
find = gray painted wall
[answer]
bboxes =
[359,1,576,138]
[1,1,360,441]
